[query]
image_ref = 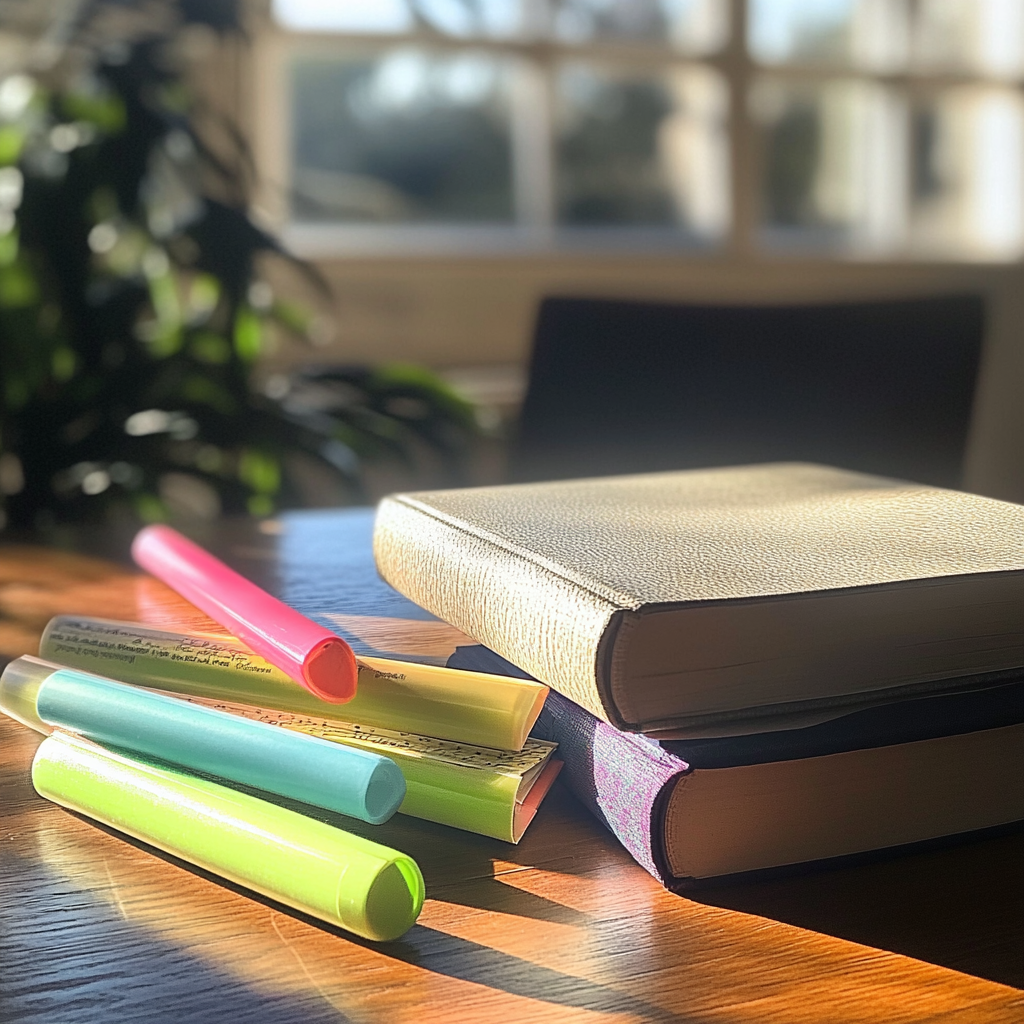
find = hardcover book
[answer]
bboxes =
[450,645,1024,885]
[374,463,1024,732]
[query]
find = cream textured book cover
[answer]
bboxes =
[374,463,1024,731]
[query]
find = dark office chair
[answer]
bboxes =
[510,295,985,488]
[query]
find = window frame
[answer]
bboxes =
[249,0,1024,262]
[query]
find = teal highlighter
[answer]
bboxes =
[1,656,405,825]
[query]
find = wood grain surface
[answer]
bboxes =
[1,539,1022,1024]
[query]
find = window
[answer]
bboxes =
[262,0,1024,259]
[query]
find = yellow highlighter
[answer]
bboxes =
[40,615,548,751]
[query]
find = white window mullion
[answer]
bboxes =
[860,84,909,253]
[510,52,556,237]
[251,27,293,230]
[726,0,757,256]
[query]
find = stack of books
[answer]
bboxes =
[373,462,1024,887]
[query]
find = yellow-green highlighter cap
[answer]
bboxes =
[349,853,426,942]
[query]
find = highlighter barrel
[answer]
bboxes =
[32,732,424,941]
[132,524,357,702]
[40,615,549,751]
[2,657,405,825]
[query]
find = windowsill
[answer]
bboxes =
[281,222,724,260]
[280,222,1024,264]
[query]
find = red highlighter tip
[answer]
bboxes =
[302,638,359,703]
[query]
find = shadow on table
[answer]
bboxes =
[385,925,694,1024]
[37,810,692,1024]
[322,771,1024,991]
[688,830,1024,990]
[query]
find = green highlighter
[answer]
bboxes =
[32,731,425,941]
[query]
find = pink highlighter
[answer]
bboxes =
[131,525,358,703]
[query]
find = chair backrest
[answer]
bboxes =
[510,294,985,488]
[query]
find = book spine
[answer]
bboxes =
[374,496,622,724]
[447,643,689,886]
[532,690,690,886]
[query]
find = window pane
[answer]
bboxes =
[550,0,728,52]
[274,0,524,38]
[911,0,1024,77]
[749,0,908,70]
[290,50,515,223]
[909,88,1024,257]
[555,63,729,235]
[274,0,412,33]
[753,79,905,252]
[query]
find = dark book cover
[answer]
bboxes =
[448,643,1024,887]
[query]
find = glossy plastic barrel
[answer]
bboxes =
[32,731,425,942]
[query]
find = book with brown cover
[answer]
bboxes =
[449,644,1024,885]
[374,463,1024,733]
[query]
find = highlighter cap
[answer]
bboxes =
[0,655,58,734]
[339,852,426,942]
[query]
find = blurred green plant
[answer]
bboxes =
[0,0,477,533]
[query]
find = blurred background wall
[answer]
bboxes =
[220,0,1024,500]
[3,0,1022,528]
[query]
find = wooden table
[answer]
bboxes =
[1,526,1022,1023]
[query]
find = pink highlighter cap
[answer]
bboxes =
[303,638,357,702]
[131,525,357,703]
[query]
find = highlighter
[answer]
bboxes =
[32,731,425,941]
[131,524,358,703]
[0,656,405,825]
[40,615,549,751]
